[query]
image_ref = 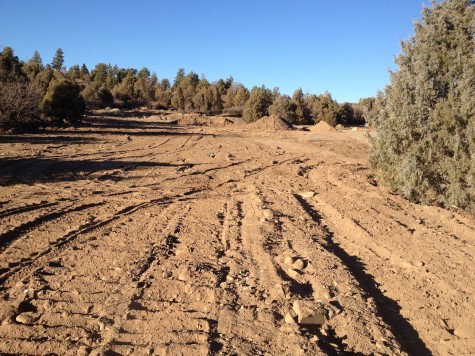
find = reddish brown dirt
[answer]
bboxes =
[0,113,473,355]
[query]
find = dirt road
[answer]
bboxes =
[0,114,474,355]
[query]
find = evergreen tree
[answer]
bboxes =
[269,94,297,123]
[370,0,475,213]
[0,47,26,82]
[80,64,89,80]
[42,78,86,122]
[32,51,42,66]
[173,68,185,89]
[292,88,311,124]
[306,92,340,126]
[51,48,64,71]
[242,85,273,123]
[23,50,44,81]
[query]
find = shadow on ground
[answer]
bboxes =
[0,157,193,185]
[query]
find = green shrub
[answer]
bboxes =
[242,85,273,123]
[42,78,86,123]
[370,0,475,214]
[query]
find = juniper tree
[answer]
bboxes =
[269,94,297,123]
[242,85,273,123]
[370,0,475,213]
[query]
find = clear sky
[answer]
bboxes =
[0,0,429,103]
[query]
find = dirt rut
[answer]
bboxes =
[0,115,473,355]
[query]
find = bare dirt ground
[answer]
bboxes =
[0,113,474,355]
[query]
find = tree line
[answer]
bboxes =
[0,46,376,131]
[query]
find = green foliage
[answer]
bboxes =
[112,72,135,106]
[268,94,297,123]
[33,66,54,95]
[22,51,44,82]
[223,83,249,116]
[0,81,41,131]
[292,88,311,124]
[171,70,200,111]
[0,47,26,82]
[193,82,223,114]
[306,92,340,126]
[51,48,64,71]
[42,78,86,122]
[370,0,475,213]
[242,85,273,123]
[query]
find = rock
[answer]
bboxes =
[178,267,191,281]
[77,346,91,356]
[285,310,297,324]
[287,268,300,279]
[453,323,475,339]
[299,191,315,199]
[15,312,40,325]
[284,256,297,265]
[262,209,274,220]
[292,259,305,270]
[292,300,326,325]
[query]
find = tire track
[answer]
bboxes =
[293,193,428,355]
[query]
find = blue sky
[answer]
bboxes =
[0,1,429,103]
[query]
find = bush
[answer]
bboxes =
[242,85,273,123]
[268,95,297,123]
[370,0,475,214]
[0,81,41,131]
[42,78,86,123]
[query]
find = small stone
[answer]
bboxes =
[287,268,300,279]
[15,312,40,325]
[226,275,234,283]
[284,256,297,265]
[77,346,91,356]
[299,191,315,199]
[414,260,424,267]
[262,209,274,220]
[220,282,228,289]
[284,312,296,324]
[292,259,305,270]
[292,300,326,325]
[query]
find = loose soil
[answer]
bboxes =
[310,121,336,133]
[248,115,293,131]
[0,113,473,355]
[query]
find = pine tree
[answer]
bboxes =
[32,51,42,66]
[51,48,64,71]
[370,0,475,213]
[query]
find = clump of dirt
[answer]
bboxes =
[248,115,293,131]
[179,113,210,126]
[310,120,336,132]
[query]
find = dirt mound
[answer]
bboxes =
[179,113,210,126]
[310,120,336,132]
[248,115,293,131]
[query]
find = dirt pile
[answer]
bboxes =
[310,120,336,132]
[179,113,210,126]
[248,115,293,131]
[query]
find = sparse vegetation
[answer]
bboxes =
[0,81,41,131]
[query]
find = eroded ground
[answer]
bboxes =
[0,114,474,355]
